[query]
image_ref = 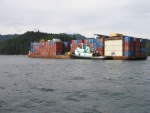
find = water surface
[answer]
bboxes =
[0,55,150,113]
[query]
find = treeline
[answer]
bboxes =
[0,31,76,55]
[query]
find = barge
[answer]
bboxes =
[28,33,148,60]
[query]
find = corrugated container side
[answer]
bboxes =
[135,47,141,52]
[135,52,141,57]
[105,40,123,46]
[105,50,123,56]
[141,52,146,56]
[124,36,134,42]
[141,48,146,52]
[124,46,134,51]
[124,42,134,47]
[96,43,104,47]
[134,38,140,42]
[93,43,97,51]
[100,38,104,43]
[96,39,100,43]
[124,51,134,56]
[140,38,143,42]
[96,47,104,56]
[143,39,146,43]
[71,40,74,44]
[105,45,123,51]
[134,42,140,47]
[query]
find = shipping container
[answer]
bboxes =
[105,40,123,46]
[124,42,134,47]
[105,45,123,51]
[105,50,123,56]
[124,36,134,42]
[124,46,134,51]
[124,51,134,56]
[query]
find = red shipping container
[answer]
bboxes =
[100,38,104,43]
[71,40,75,44]
[39,43,43,49]
[141,52,146,56]
[124,42,134,47]
[124,46,134,51]
[135,51,140,57]
[55,42,63,46]
[135,47,140,52]
[134,38,140,42]
[96,47,104,56]
[134,42,140,47]
[140,43,146,48]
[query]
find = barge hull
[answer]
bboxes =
[112,56,147,60]
[28,54,70,59]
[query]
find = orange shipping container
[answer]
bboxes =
[124,46,134,51]
[124,42,134,47]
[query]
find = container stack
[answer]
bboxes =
[71,40,83,54]
[49,41,64,56]
[124,36,134,56]
[104,33,124,56]
[134,38,141,57]
[96,37,104,56]
[30,40,66,57]
[64,42,71,53]
[83,38,96,52]
[140,39,146,57]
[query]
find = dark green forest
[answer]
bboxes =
[0,31,77,55]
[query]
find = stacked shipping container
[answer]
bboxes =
[71,38,105,55]
[124,36,134,56]
[104,39,123,56]
[134,38,141,57]
[71,40,83,54]
[96,38,104,56]
[140,38,146,57]
[30,33,147,58]
[83,38,96,53]
[30,40,71,57]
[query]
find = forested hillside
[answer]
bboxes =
[0,34,19,41]
[0,31,76,55]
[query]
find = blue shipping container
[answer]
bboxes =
[74,40,78,44]
[143,39,147,43]
[124,51,134,56]
[64,42,71,46]
[88,38,96,43]
[50,41,54,45]
[140,38,143,42]
[141,48,146,52]
[93,43,97,51]
[124,36,134,42]
[96,43,104,47]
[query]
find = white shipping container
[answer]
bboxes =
[105,50,123,56]
[105,40,123,46]
[105,45,123,51]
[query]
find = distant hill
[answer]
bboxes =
[60,33,87,40]
[0,34,19,41]
[0,31,76,55]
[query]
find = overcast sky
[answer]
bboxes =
[0,0,150,38]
